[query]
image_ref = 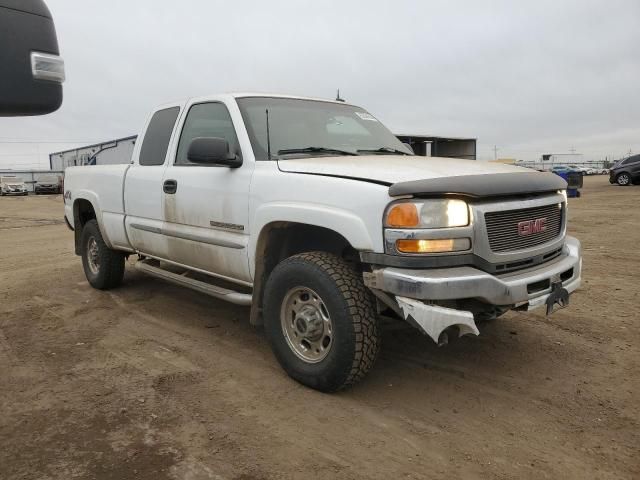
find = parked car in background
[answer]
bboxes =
[551,166,582,175]
[35,174,61,194]
[0,176,28,195]
[551,166,583,197]
[609,154,640,186]
[571,166,597,175]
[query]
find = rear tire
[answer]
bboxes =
[81,219,125,290]
[616,172,631,186]
[264,251,380,392]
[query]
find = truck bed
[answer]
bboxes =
[64,164,132,250]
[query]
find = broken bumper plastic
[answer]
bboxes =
[364,236,582,344]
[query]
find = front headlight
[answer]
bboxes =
[385,199,469,229]
[384,199,472,255]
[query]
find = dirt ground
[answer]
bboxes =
[0,176,638,480]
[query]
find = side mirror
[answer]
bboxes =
[0,0,65,116]
[187,137,242,168]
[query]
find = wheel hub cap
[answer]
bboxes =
[281,287,333,363]
[87,237,100,274]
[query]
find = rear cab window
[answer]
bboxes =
[139,107,180,166]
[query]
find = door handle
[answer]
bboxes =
[163,179,177,194]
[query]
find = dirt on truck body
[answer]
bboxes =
[0,176,638,479]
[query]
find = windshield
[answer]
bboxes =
[236,97,412,160]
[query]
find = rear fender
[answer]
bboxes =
[72,191,113,250]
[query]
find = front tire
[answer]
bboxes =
[264,252,380,392]
[616,172,631,186]
[81,219,125,290]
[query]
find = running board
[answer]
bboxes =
[135,259,252,306]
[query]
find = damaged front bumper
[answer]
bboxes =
[365,236,582,343]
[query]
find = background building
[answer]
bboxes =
[49,136,136,171]
[395,134,476,160]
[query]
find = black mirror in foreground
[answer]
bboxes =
[187,137,242,167]
[0,0,65,116]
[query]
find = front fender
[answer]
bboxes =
[249,202,376,276]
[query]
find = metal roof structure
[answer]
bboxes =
[49,135,137,157]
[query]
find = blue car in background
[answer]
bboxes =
[550,166,583,197]
[551,166,583,175]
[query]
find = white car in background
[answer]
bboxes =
[0,176,28,196]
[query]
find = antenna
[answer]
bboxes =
[335,89,345,102]
[265,108,272,161]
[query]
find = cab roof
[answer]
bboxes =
[156,92,357,110]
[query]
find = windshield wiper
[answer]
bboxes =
[277,146,359,157]
[357,147,411,156]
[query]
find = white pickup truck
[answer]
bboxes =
[63,93,582,391]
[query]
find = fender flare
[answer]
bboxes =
[249,202,375,277]
[247,202,376,325]
[72,190,114,249]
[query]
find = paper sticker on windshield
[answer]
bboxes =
[355,112,378,122]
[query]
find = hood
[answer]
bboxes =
[277,155,529,184]
[611,161,625,169]
[4,182,26,187]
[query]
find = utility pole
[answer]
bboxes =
[493,145,498,160]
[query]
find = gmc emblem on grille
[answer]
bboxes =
[518,218,547,236]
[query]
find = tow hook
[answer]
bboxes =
[396,296,479,346]
[545,281,570,315]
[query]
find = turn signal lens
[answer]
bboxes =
[386,203,419,227]
[396,238,471,254]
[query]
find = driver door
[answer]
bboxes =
[161,101,253,284]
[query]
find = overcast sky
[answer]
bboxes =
[1,0,639,169]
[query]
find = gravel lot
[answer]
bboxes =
[0,175,638,479]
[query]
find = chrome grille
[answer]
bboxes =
[485,203,563,252]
